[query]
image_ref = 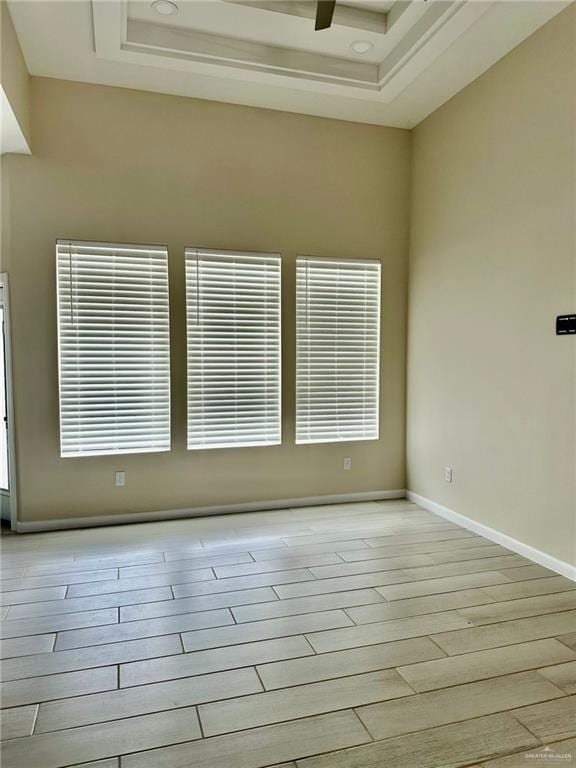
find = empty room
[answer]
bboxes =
[0,0,575,766]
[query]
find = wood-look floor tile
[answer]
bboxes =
[173,569,315,599]
[291,501,382,517]
[0,706,201,768]
[214,554,343,579]
[71,553,166,569]
[290,526,452,545]
[0,608,119,640]
[161,548,254,570]
[0,569,29,580]
[483,577,576,601]
[67,761,119,768]
[280,526,432,546]
[7,587,173,619]
[306,610,471,654]
[119,552,253,578]
[340,537,496,562]
[0,569,119,593]
[279,532,377,547]
[4,559,75,574]
[199,669,413,737]
[498,565,557,581]
[163,541,286,560]
[257,636,444,690]
[66,568,214,598]
[122,710,371,768]
[558,633,576,652]
[55,608,233,650]
[284,522,460,543]
[308,556,433,580]
[0,705,38,739]
[121,635,314,687]
[1,635,182,683]
[512,696,576,742]
[346,588,495,625]
[251,541,371,561]
[477,737,576,767]
[273,571,409,599]
[121,586,277,622]
[396,638,576,692]
[365,530,478,547]
[399,556,526,581]
[377,572,511,601]
[232,589,384,624]
[538,661,576,694]
[425,545,512,563]
[183,610,353,652]
[266,763,296,768]
[1,666,118,708]
[356,670,565,740]
[25,555,159,576]
[458,591,576,626]
[295,713,539,768]
[432,611,576,655]
[35,667,262,733]
[0,587,67,606]
[0,635,55,660]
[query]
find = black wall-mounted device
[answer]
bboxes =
[556,315,576,335]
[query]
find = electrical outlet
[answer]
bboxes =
[444,467,453,483]
[115,471,126,487]
[343,457,352,471]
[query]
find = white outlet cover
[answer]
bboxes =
[115,471,126,487]
[343,458,352,470]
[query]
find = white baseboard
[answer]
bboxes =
[15,489,407,533]
[407,491,576,582]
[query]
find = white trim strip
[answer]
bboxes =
[407,491,576,582]
[15,490,406,532]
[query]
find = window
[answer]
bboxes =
[185,249,281,449]
[56,240,171,457]
[0,291,8,490]
[296,256,381,444]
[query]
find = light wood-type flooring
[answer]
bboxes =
[1,500,575,767]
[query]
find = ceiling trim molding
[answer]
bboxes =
[92,0,497,101]
[126,18,379,87]
[378,0,492,100]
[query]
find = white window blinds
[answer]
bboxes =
[185,249,281,450]
[56,240,171,457]
[296,256,381,444]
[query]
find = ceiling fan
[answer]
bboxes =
[315,0,336,30]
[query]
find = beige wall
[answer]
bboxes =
[3,77,411,522]
[407,6,576,565]
[0,1,31,148]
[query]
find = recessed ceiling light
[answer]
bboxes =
[152,0,179,16]
[350,40,373,55]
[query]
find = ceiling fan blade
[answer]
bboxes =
[315,0,336,30]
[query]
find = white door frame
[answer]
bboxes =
[1,273,18,530]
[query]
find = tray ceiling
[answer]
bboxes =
[8,0,570,127]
